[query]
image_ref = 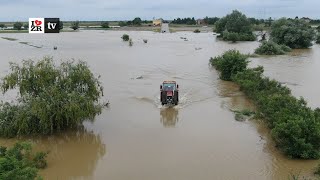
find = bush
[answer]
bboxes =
[194,29,200,33]
[0,57,104,137]
[221,31,256,42]
[210,50,249,80]
[122,34,129,41]
[222,31,239,42]
[0,142,47,180]
[271,18,315,48]
[215,10,255,42]
[13,22,23,30]
[101,21,109,28]
[0,24,5,28]
[211,50,320,158]
[70,21,80,30]
[255,41,291,55]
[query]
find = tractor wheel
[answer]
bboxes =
[174,91,179,105]
[161,91,167,105]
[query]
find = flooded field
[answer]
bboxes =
[0,30,320,179]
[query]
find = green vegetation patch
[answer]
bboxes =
[233,109,255,122]
[271,18,315,48]
[255,41,291,55]
[210,49,249,81]
[210,50,320,159]
[0,142,48,180]
[121,34,129,41]
[0,57,104,137]
[215,10,256,42]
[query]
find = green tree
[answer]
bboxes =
[0,57,104,137]
[255,41,291,55]
[101,21,109,28]
[203,17,220,25]
[214,10,255,41]
[132,17,142,26]
[0,24,6,28]
[270,18,315,48]
[13,22,23,30]
[0,142,47,180]
[70,21,80,30]
[210,49,249,80]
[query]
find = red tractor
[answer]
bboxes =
[160,81,179,106]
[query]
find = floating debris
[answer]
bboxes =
[136,76,143,79]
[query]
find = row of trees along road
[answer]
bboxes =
[210,50,320,159]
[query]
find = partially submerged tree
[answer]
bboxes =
[210,49,249,80]
[0,57,104,137]
[270,18,315,48]
[255,41,291,55]
[214,10,255,42]
[70,21,80,30]
[13,22,23,30]
[121,34,129,41]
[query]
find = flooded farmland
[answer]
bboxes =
[0,30,320,180]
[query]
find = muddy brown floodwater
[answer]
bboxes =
[0,30,320,180]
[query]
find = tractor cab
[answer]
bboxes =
[160,81,179,106]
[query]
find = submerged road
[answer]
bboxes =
[161,23,170,33]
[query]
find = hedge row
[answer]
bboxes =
[210,50,320,159]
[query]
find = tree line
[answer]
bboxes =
[210,50,320,159]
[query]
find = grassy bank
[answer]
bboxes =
[210,50,320,159]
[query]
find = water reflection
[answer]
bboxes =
[36,126,106,180]
[160,108,179,127]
